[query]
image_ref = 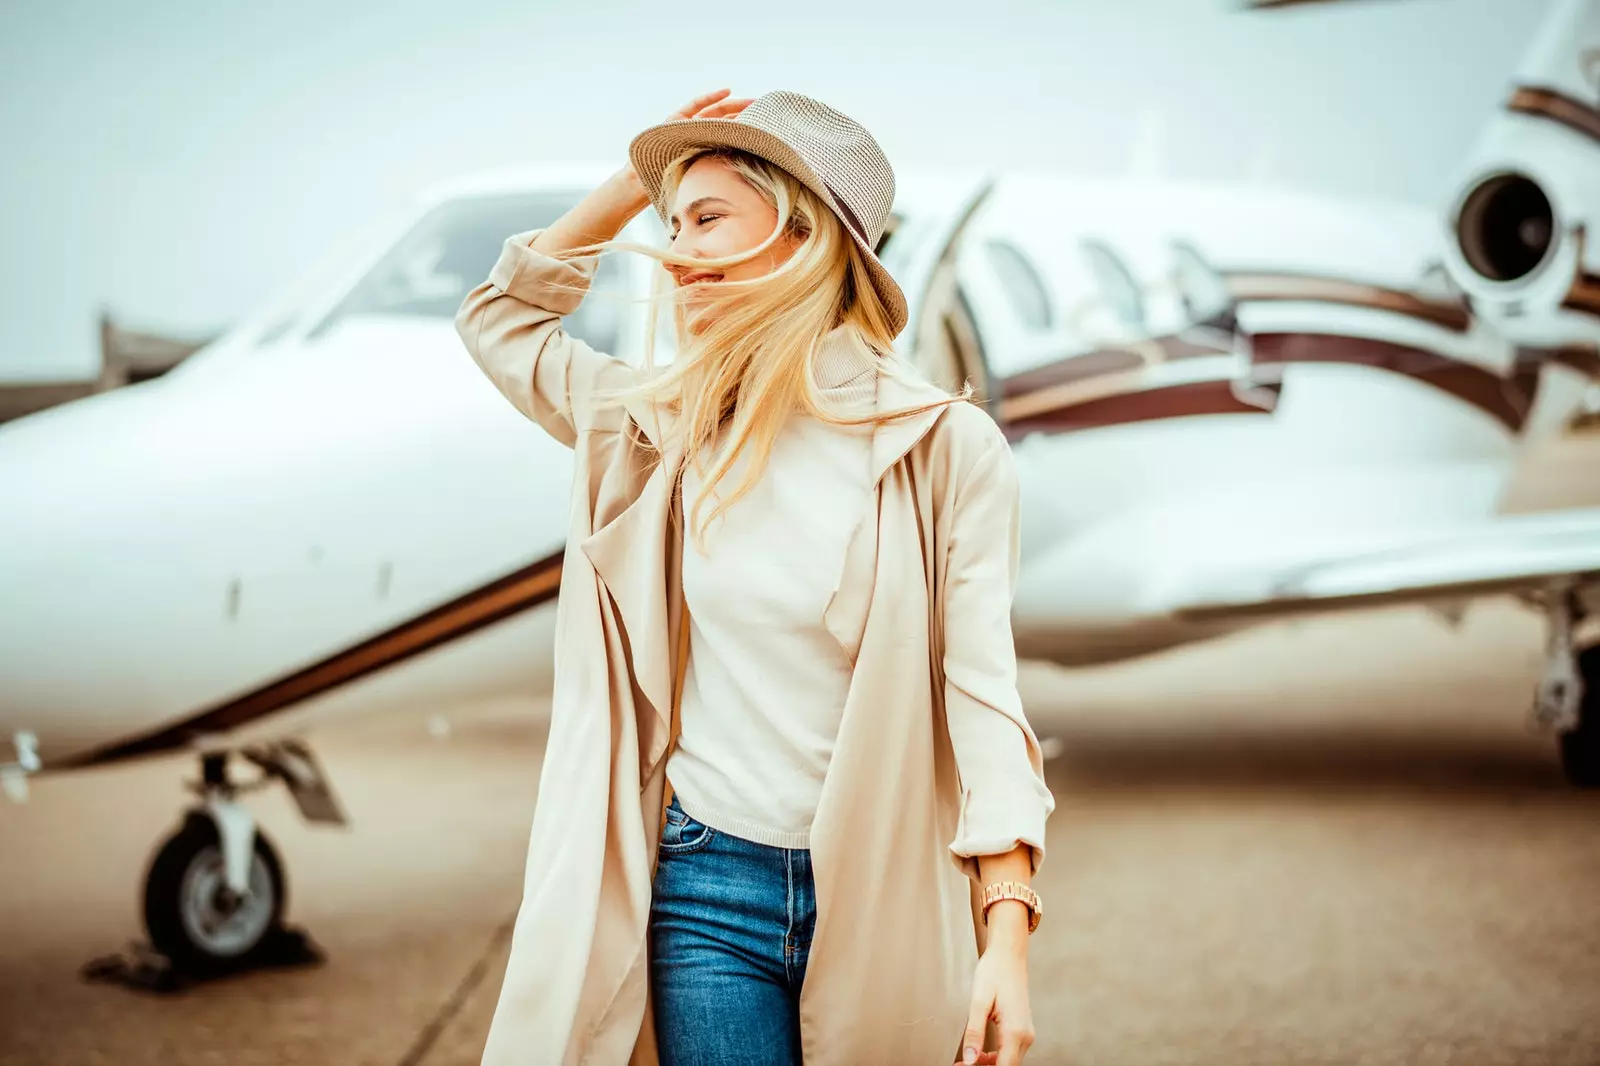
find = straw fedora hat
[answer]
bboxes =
[627,89,909,336]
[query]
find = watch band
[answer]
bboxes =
[981,880,1042,934]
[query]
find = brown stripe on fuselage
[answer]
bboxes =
[1221,272,1471,332]
[1002,270,1470,405]
[997,331,1544,437]
[1000,335,1224,398]
[1548,344,1600,378]
[1002,379,1276,439]
[1242,0,1348,8]
[1250,332,1537,432]
[1509,85,1600,147]
[66,550,566,767]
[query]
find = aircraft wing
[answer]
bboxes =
[1173,507,1600,623]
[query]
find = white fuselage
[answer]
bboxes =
[0,172,1590,770]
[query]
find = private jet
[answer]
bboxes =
[2,0,1598,976]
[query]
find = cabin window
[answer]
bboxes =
[983,238,1054,330]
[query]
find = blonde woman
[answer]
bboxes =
[455,89,1056,1066]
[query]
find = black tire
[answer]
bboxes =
[1558,646,1600,789]
[142,811,287,974]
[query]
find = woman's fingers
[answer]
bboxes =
[664,90,753,123]
[693,97,753,119]
[959,996,990,1064]
[669,89,731,121]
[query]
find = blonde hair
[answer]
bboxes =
[557,147,965,549]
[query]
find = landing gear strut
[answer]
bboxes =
[1530,583,1599,788]
[1555,646,1600,788]
[139,741,344,976]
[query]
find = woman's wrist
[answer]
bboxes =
[983,900,1032,956]
[532,169,650,257]
[975,846,1041,958]
[605,164,653,219]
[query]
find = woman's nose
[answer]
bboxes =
[666,245,704,283]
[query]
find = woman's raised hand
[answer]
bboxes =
[613,90,754,208]
[540,91,757,256]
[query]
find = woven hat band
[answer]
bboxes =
[821,181,873,248]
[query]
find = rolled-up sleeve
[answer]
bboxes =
[943,425,1056,879]
[453,227,633,447]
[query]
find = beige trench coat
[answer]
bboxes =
[455,230,1055,1066]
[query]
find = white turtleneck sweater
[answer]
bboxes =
[665,337,876,849]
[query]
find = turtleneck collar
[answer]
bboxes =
[813,325,880,393]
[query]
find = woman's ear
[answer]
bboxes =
[782,210,811,242]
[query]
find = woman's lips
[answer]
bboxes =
[677,271,724,286]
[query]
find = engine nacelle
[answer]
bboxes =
[1440,0,1600,350]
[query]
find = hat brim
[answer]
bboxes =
[627,117,909,338]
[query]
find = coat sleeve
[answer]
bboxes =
[453,227,635,447]
[942,417,1057,879]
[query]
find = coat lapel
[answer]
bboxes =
[867,366,954,486]
[579,432,686,781]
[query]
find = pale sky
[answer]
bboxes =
[0,0,1552,381]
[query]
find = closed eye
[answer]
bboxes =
[669,214,723,240]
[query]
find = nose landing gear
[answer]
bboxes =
[135,741,343,980]
[143,809,286,972]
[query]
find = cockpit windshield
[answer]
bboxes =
[308,192,627,351]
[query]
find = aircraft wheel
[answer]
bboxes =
[1557,645,1600,789]
[142,812,287,973]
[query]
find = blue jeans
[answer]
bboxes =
[649,794,816,1066]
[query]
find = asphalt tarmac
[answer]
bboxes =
[2,431,1597,1066]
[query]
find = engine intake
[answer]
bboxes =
[1454,171,1557,285]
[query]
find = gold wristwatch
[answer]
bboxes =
[980,880,1042,934]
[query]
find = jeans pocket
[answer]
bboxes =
[658,800,716,854]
